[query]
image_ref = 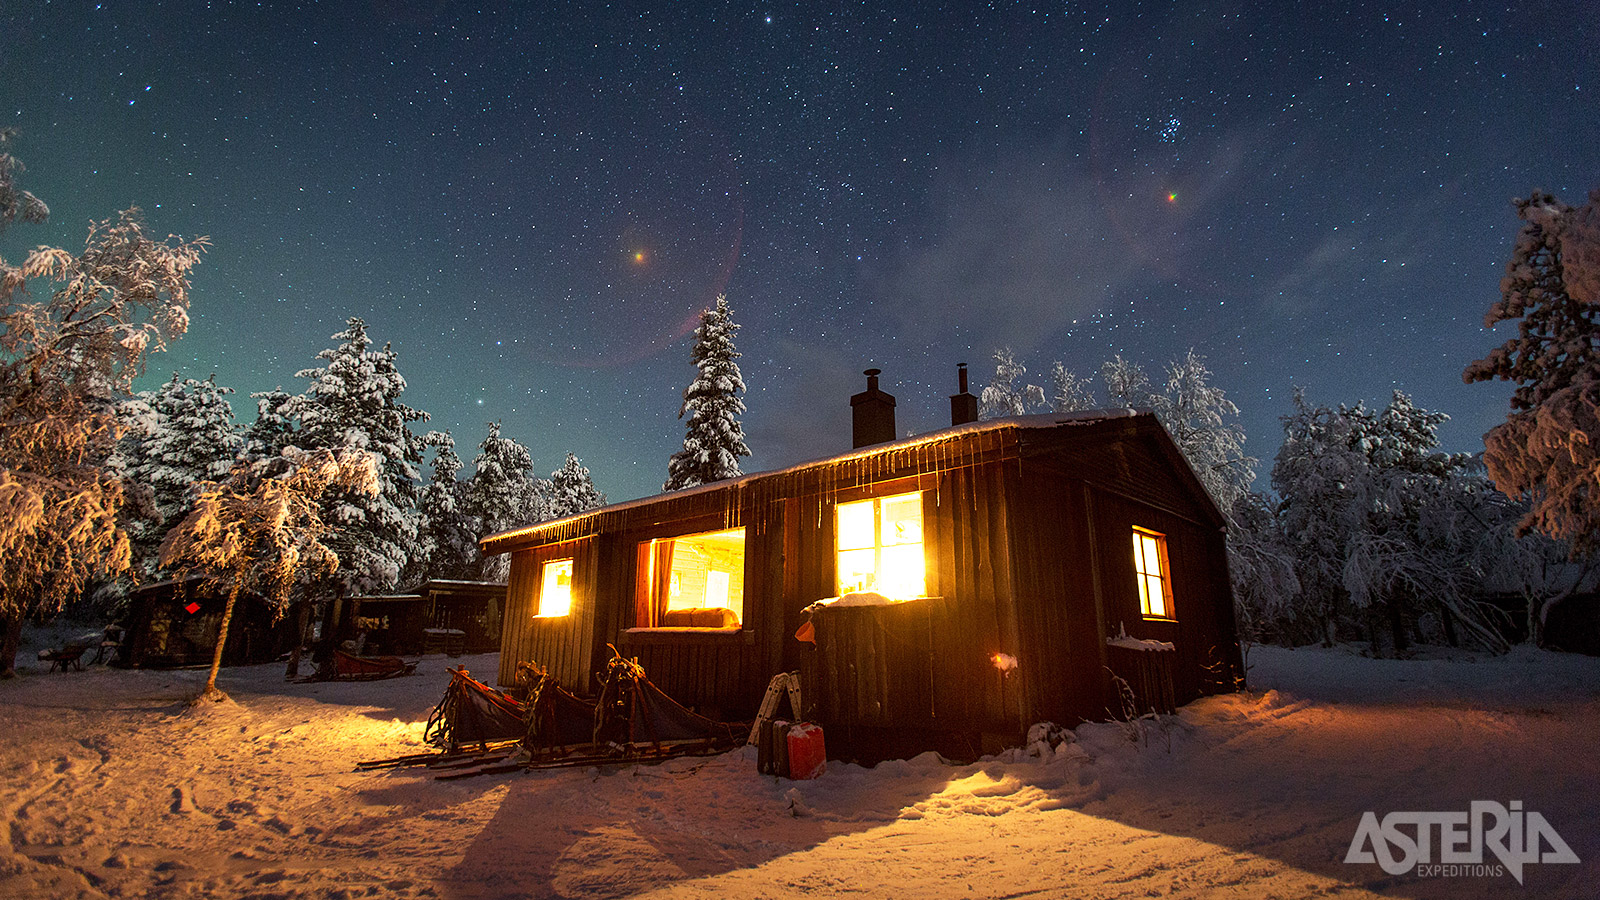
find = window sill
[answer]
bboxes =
[619,628,755,646]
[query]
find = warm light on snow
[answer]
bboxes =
[4,631,1595,898]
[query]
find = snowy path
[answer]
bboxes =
[0,644,1595,899]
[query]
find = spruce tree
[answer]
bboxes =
[1465,188,1600,553]
[121,373,242,579]
[548,451,606,519]
[408,431,478,584]
[665,294,750,491]
[284,318,429,596]
[466,421,546,582]
[245,387,296,460]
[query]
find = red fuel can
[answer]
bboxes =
[786,722,826,780]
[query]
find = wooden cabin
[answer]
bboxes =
[120,578,298,668]
[482,370,1241,759]
[340,580,507,656]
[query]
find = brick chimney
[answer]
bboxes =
[850,368,897,448]
[949,362,979,426]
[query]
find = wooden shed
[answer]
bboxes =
[339,580,507,656]
[483,393,1241,759]
[120,578,298,669]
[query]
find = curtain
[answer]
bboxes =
[633,540,675,628]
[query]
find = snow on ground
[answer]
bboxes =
[1,630,1597,900]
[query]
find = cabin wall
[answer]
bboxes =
[799,462,1023,755]
[497,537,600,690]
[1084,488,1239,706]
[1005,464,1109,726]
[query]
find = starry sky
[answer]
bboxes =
[2,1,1595,503]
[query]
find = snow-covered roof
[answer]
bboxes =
[482,408,1151,550]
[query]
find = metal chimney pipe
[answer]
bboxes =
[950,362,979,426]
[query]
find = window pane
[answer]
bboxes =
[837,548,877,595]
[879,543,926,599]
[704,570,731,608]
[649,525,742,624]
[1144,574,1168,617]
[837,499,876,551]
[537,558,574,618]
[879,493,923,546]
[1132,532,1147,573]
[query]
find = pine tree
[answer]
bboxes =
[466,421,546,582]
[665,294,751,491]
[408,431,478,584]
[283,318,429,596]
[548,451,606,520]
[979,347,1045,419]
[1465,188,1600,554]
[245,387,296,460]
[120,373,242,579]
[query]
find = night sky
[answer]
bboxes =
[3,1,1594,503]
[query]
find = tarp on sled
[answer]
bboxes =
[424,667,526,752]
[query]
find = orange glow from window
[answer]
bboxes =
[537,559,574,617]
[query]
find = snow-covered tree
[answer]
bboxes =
[1100,354,1159,409]
[0,135,207,674]
[1271,389,1486,653]
[245,387,296,460]
[0,130,48,232]
[407,431,478,584]
[119,373,242,579]
[282,318,429,598]
[160,447,377,702]
[979,347,1046,419]
[548,451,606,520]
[1465,188,1600,555]
[1160,350,1255,514]
[466,421,546,582]
[665,294,751,490]
[1046,361,1096,413]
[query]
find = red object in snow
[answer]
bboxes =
[786,722,826,780]
[183,602,201,615]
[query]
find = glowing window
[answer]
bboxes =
[1132,528,1174,619]
[836,491,926,600]
[637,528,746,628]
[537,558,574,618]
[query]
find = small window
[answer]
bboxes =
[636,527,746,628]
[537,558,574,618]
[1132,528,1174,619]
[836,491,926,600]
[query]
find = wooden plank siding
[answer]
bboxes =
[496,537,599,690]
[1082,489,1239,706]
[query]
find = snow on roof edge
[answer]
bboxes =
[480,408,1149,549]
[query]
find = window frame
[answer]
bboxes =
[1131,526,1176,620]
[834,490,928,600]
[535,557,575,618]
[631,525,748,631]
